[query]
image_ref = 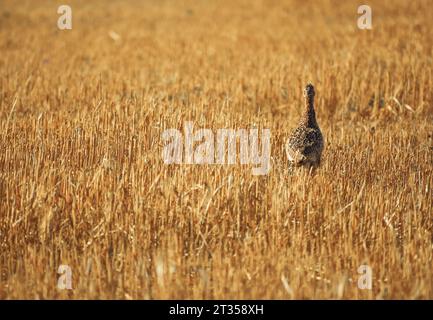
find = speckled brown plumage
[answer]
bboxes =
[286,84,324,167]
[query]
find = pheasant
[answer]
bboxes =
[285,84,324,168]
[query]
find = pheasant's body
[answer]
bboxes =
[286,84,323,167]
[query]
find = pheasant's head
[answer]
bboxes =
[303,84,315,98]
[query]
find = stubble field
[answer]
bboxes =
[0,0,432,299]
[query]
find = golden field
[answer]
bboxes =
[0,0,432,299]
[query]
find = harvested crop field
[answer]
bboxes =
[0,0,432,299]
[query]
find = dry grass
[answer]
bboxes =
[0,0,432,299]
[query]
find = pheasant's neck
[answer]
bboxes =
[301,97,318,127]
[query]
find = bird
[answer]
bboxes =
[285,83,324,168]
